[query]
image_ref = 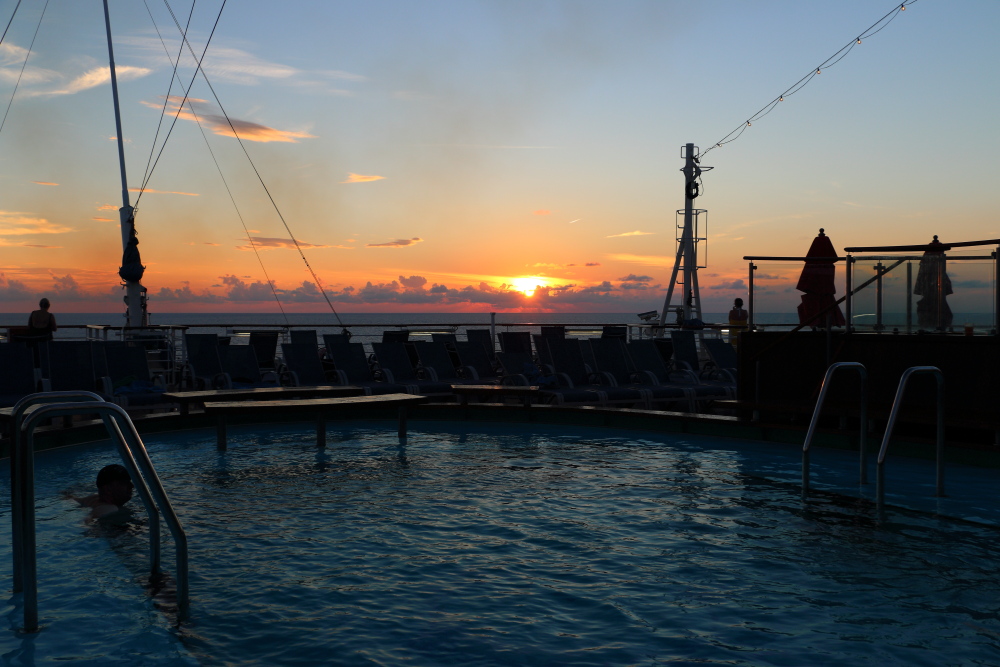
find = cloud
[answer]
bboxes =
[235,236,331,251]
[22,244,60,248]
[97,204,118,211]
[32,181,58,186]
[533,209,551,216]
[128,187,199,196]
[35,65,151,96]
[142,96,316,143]
[92,217,115,222]
[619,274,653,282]
[366,237,423,248]
[709,279,748,290]
[585,262,601,267]
[341,173,385,184]
[0,211,73,235]
[606,230,655,238]
[609,253,671,266]
[398,275,428,289]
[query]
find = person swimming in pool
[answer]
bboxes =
[74,464,135,519]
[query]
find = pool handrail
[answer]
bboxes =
[10,391,106,593]
[802,362,868,496]
[14,398,188,632]
[876,366,945,520]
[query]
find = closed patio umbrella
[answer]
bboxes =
[796,228,846,328]
[913,235,953,330]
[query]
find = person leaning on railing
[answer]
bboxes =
[728,298,748,349]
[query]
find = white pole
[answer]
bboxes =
[103,0,146,328]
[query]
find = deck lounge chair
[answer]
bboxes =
[184,333,232,389]
[0,343,41,407]
[324,342,410,395]
[224,346,280,387]
[497,331,532,355]
[701,338,738,382]
[280,343,330,386]
[42,341,112,396]
[671,331,736,385]
[631,337,732,406]
[371,342,454,396]
[289,329,319,348]
[382,330,409,343]
[494,351,537,386]
[410,341,475,384]
[248,331,279,374]
[453,341,500,383]
[537,338,636,406]
[104,342,167,408]
[588,338,692,410]
[465,329,494,357]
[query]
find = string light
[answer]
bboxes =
[700,0,917,159]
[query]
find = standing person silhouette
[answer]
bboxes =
[728,298,748,349]
[27,297,57,341]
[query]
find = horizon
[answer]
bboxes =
[0,1,996,314]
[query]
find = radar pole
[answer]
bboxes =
[658,143,710,328]
[103,0,147,328]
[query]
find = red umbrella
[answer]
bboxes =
[796,228,845,328]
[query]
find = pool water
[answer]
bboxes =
[3,421,1000,665]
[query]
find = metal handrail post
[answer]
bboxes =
[802,362,868,496]
[845,256,853,333]
[748,262,756,329]
[103,410,189,610]
[16,401,188,632]
[10,392,103,593]
[876,366,945,520]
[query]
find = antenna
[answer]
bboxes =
[658,143,711,328]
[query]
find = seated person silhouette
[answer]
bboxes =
[74,464,135,519]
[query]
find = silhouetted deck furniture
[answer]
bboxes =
[184,333,232,389]
[465,329,494,357]
[325,342,411,395]
[371,342,454,395]
[205,393,428,449]
[248,331,279,373]
[450,384,542,407]
[223,346,280,388]
[164,385,364,415]
[289,329,319,348]
[104,342,167,409]
[280,343,329,386]
[0,343,40,407]
[453,341,500,383]
[498,331,532,354]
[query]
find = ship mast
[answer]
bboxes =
[658,143,710,328]
[103,0,147,327]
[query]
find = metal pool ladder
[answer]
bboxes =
[876,366,945,519]
[9,392,189,632]
[802,362,869,496]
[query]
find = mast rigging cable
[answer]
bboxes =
[700,0,918,159]
[142,0,289,324]
[0,0,47,139]
[157,0,346,328]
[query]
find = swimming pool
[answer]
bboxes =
[3,421,1000,665]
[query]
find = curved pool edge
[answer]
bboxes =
[7,401,1000,472]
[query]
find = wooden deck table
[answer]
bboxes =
[163,386,365,415]
[203,393,428,450]
[450,385,541,407]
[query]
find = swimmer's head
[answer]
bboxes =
[96,464,134,507]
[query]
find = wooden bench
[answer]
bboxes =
[450,384,541,407]
[203,393,428,449]
[163,386,365,415]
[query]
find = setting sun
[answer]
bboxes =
[509,276,549,296]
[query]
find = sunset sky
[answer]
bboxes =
[0,1,996,314]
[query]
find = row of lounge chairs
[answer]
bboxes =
[0,328,735,413]
[0,340,166,409]
[266,328,735,411]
